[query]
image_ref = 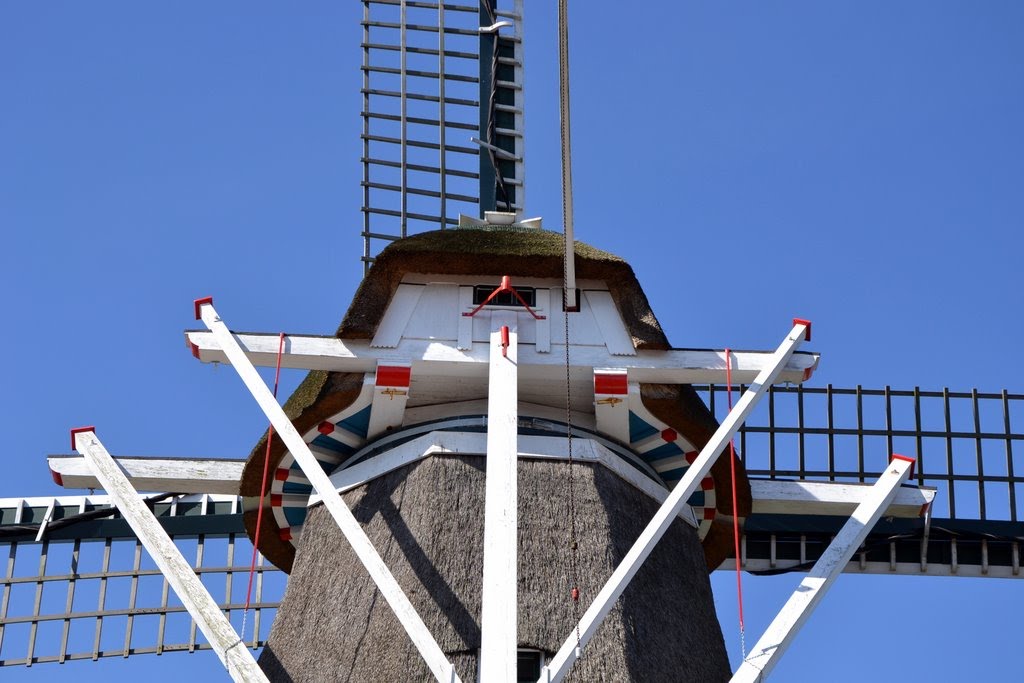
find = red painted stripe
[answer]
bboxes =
[50,468,64,487]
[270,494,282,507]
[702,507,717,521]
[685,450,699,465]
[701,477,715,491]
[278,527,292,542]
[594,373,628,395]
[376,365,411,387]
[274,467,291,481]
[318,421,335,436]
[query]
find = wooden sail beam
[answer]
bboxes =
[480,314,519,682]
[731,456,917,683]
[48,456,244,495]
[70,429,268,683]
[748,479,934,519]
[538,320,811,683]
[196,299,462,683]
[185,330,819,385]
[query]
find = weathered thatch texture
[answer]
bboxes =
[259,455,730,682]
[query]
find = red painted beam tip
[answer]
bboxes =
[50,468,64,487]
[792,317,812,341]
[194,296,214,320]
[70,426,96,451]
[890,453,917,479]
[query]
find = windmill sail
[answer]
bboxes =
[360,0,526,270]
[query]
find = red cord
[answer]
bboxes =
[726,349,745,638]
[243,332,286,614]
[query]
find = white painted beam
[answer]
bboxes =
[749,479,935,519]
[366,363,412,439]
[196,300,461,683]
[592,369,630,444]
[185,330,819,385]
[71,429,267,683]
[480,314,519,683]
[48,456,244,495]
[537,321,811,683]
[731,456,916,683]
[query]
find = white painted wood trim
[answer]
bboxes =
[307,431,698,530]
[534,287,551,353]
[480,314,519,683]
[371,284,423,348]
[730,457,915,683]
[582,290,636,356]
[457,286,474,350]
[197,301,461,683]
[537,321,811,683]
[750,479,934,519]
[186,330,820,385]
[48,456,245,495]
[72,430,268,683]
[593,369,630,444]
[366,362,412,440]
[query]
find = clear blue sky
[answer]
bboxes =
[2,2,1022,681]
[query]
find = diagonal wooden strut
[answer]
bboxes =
[480,315,519,682]
[70,428,268,683]
[196,299,461,683]
[730,455,917,683]
[537,320,811,683]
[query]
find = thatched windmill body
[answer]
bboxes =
[2,3,1023,682]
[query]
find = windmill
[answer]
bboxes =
[4,1,1019,683]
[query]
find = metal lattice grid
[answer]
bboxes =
[700,384,1024,578]
[360,0,525,271]
[0,495,283,666]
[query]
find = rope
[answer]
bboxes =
[240,331,286,644]
[557,0,583,657]
[726,349,746,658]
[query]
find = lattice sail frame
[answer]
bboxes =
[0,494,283,666]
[1,385,1020,667]
[703,385,1024,578]
[360,0,526,271]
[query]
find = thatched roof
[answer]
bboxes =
[259,456,731,682]
[240,227,752,573]
[336,227,670,350]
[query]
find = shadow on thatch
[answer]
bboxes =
[259,455,730,682]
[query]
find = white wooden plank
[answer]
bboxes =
[593,369,630,444]
[534,287,551,353]
[731,456,916,683]
[750,479,935,519]
[197,300,461,683]
[72,430,267,683]
[480,313,519,683]
[186,330,820,385]
[371,284,423,348]
[537,320,811,683]
[582,290,636,356]
[457,286,474,350]
[402,283,460,342]
[366,362,412,439]
[308,431,698,529]
[48,456,245,495]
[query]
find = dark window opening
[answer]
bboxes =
[473,284,536,307]
[517,649,543,681]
